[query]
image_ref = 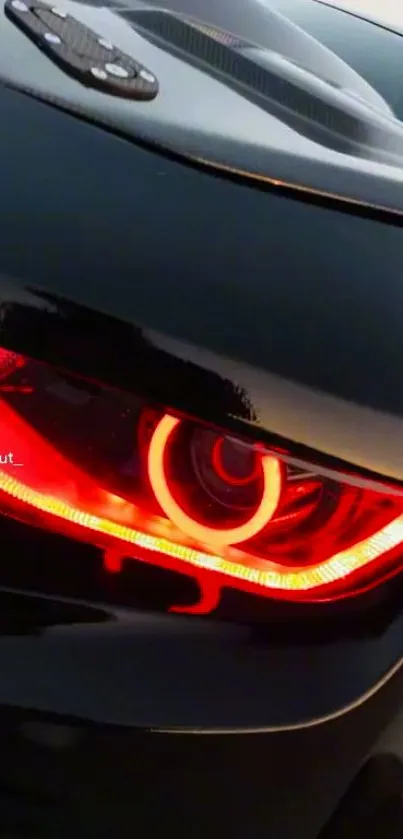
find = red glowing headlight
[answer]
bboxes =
[0,345,402,610]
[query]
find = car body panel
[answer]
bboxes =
[3,0,403,203]
[314,0,403,37]
[3,680,403,839]
[1,1,403,835]
[0,590,401,731]
[2,87,403,480]
[1,220,403,731]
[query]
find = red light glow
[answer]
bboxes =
[211,435,262,487]
[148,414,282,547]
[1,395,403,602]
[0,348,26,389]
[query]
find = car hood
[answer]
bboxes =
[2,0,403,212]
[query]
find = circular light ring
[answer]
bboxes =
[211,435,262,487]
[148,414,282,547]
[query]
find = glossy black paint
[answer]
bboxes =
[3,0,403,198]
[0,583,402,732]
[0,91,403,729]
[157,0,403,104]
[1,504,403,731]
[268,0,403,119]
[0,0,403,740]
[0,679,402,839]
[1,500,403,732]
[1,82,403,482]
[2,6,403,839]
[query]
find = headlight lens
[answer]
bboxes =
[0,345,402,609]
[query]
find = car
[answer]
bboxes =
[1,0,403,836]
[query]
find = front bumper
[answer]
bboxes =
[1,663,403,839]
[0,597,401,839]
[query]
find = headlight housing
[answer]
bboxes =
[1,345,403,614]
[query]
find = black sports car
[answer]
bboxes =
[1,0,403,836]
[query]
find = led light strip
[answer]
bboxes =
[1,464,403,592]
